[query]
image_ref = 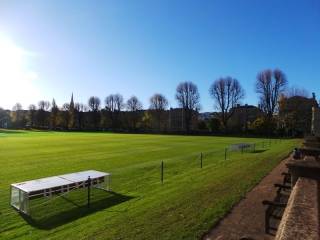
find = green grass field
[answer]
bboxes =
[0,131,299,240]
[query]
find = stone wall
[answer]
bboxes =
[275,178,319,240]
[312,107,320,137]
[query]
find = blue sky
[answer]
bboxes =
[0,0,319,111]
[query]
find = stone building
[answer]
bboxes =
[167,108,198,132]
[228,104,263,132]
[279,93,319,136]
[130,108,198,132]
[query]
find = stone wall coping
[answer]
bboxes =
[286,156,320,169]
[275,177,319,240]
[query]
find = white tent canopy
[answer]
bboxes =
[10,170,111,215]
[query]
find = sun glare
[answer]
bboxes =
[0,34,39,109]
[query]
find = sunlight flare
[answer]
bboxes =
[0,34,39,109]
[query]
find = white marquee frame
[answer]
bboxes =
[10,170,111,215]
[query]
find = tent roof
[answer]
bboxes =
[11,170,109,193]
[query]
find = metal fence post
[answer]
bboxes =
[161,161,164,184]
[225,148,227,160]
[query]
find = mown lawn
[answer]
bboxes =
[0,131,299,240]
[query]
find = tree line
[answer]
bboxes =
[1,68,310,135]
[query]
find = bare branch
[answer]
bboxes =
[175,81,200,131]
[209,77,245,128]
[126,96,142,111]
[88,96,101,112]
[149,93,168,111]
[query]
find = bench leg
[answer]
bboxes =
[265,211,270,234]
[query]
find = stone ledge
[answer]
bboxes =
[287,156,320,169]
[275,177,319,240]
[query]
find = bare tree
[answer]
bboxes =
[37,100,50,128]
[75,103,87,112]
[59,103,70,129]
[88,96,101,129]
[114,94,124,112]
[256,69,287,118]
[50,99,59,129]
[12,103,23,111]
[11,103,25,128]
[149,93,168,130]
[126,96,142,111]
[209,77,245,129]
[62,103,70,111]
[28,104,37,127]
[175,81,200,132]
[150,94,168,111]
[38,100,50,111]
[126,96,142,130]
[88,96,101,112]
[105,94,124,112]
[75,103,87,130]
[105,94,124,128]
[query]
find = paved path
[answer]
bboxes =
[203,158,290,240]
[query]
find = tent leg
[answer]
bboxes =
[87,176,91,208]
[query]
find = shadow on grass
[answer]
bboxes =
[250,149,268,154]
[0,129,26,134]
[21,191,134,230]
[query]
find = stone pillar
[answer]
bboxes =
[311,107,320,137]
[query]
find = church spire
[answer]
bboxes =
[70,93,74,109]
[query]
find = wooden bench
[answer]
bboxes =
[281,172,291,186]
[262,173,292,234]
